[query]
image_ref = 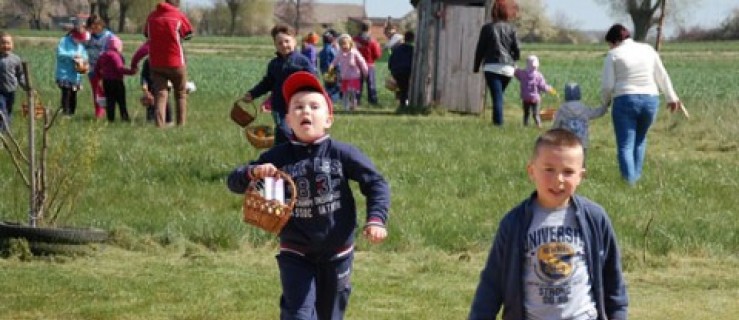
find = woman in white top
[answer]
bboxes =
[601,24,683,185]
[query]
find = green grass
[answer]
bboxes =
[1,32,738,318]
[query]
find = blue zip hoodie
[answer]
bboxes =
[468,193,628,320]
[227,135,390,254]
[55,34,88,86]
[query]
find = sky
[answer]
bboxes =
[183,0,738,35]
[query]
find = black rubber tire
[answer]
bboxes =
[28,242,103,256]
[0,221,108,244]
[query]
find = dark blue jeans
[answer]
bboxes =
[484,72,511,125]
[612,94,659,185]
[277,250,353,320]
[0,91,15,131]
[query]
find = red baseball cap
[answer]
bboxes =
[282,71,333,114]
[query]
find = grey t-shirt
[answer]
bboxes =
[523,202,597,320]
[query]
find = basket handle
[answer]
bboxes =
[230,99,257,127]
[274,170,298,211]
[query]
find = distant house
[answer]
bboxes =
[273,2,415,41]
[274,2,366,33]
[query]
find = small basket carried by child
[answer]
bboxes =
[384,75,398,92]
[21,90,46,119]
[323,68,337,85]
[539,107,557,121]
[539,89,560,121]
[242,170,297,234]
[230,99,274,149]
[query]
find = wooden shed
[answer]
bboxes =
[410,0,489,114]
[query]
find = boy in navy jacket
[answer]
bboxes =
[228,71,390,319]
[469,129,628,320]
[243,24,317,145]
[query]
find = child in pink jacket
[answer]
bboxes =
[94,36,136,122]
[514,55,554,128]
[329,34,368,111]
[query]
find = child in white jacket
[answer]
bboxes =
[552,83,609,159]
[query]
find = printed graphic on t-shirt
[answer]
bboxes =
[527,226,585,304]
[284,157,343,219]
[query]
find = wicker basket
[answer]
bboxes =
[230,99,256,127]
[243,170,297,234]
[21,91,46,119]
[539,107,557,121]
[385,75,398,92]
[245,125,275,149]
[323,69,337,85]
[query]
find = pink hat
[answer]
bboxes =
[107,36,122,52]
[282,71,333,114]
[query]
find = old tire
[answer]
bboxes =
[0,221,108,244]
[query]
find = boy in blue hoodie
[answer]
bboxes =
[242,24,317,145]
[468,128,628,320]
[228,71,390,320]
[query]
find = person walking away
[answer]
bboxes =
[329,34,368,112]
[94,36,137,122]
[242,24,317,145]
[468,128,629,320]
[473,0,520,126]
[552,82,609,162]
[85,14,115,119]
[353,20,382,106]
[318,29,340,102]
[600,23,683,185]
[0,31,26,132]
[144,0,193,127]
[388,31,414,112]
[227,71,390,320]
[513,55,555,128]
[55,19,89,116]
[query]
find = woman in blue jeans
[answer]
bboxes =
[601,24,684,185]
[473,0,520,126]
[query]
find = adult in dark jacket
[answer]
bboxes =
[473,0,520,126]
[388,31,414,111]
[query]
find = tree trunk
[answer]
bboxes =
[118,3,130,33]
[627,0,661,41]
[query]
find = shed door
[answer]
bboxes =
[436,5,487,114]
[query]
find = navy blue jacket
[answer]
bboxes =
[388,43,413,75]
[227,136,390,255]
[248,51,317,116]
[468,193,628,320]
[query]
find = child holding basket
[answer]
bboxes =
[227,71,390,320]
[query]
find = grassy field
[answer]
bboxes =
[1,31,738,319]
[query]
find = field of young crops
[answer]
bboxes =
[1,31,738,319]
[2,32,738,255]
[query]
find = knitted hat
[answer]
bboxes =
[526,55,539,70]
[107,35,122,52]
[282,71,333,114]
[564,83,581,101]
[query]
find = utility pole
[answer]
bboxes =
[655,0,668,51]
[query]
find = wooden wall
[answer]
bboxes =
[410,1,489,114]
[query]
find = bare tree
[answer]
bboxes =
[275,0,313,33]
[595,0,697,41]
[18,0,46,29]
[223,0,246,36]
[117,0,135,32]
[90,0,113,26]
